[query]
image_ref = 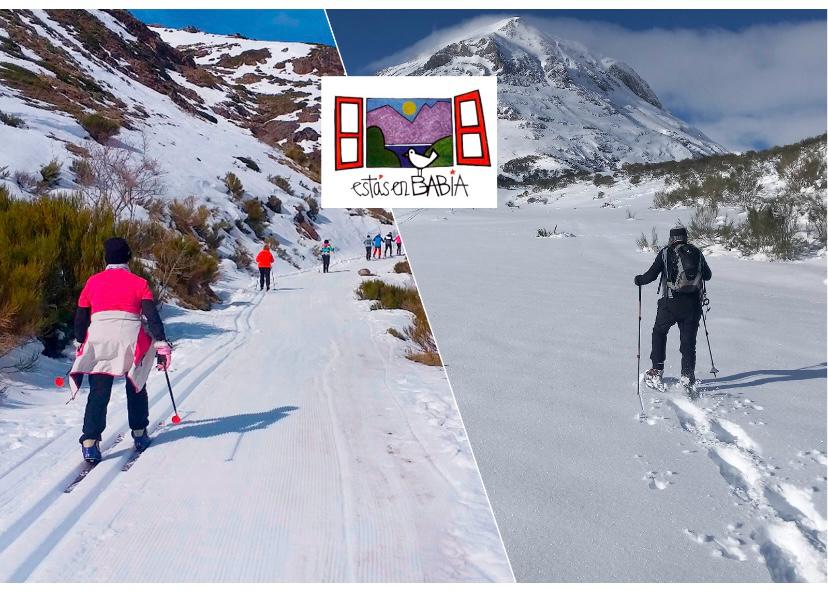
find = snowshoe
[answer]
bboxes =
[81,440,101,464]
[643,368,666,392]
[131,429,152,452]
[680,375,698,399]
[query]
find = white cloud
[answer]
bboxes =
[365,14,827,150]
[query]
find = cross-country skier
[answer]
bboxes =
[395,233,402,256]
[255,243,274,290]
[384,232,394,257]
[634,225,712,394]
[321,239,334,273]
[363,234,372,261]
[70,237,171,463]
[372,233,383,259]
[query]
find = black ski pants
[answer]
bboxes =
[650,294,702,377]
[81,374,149,443]
[365,246,372,260]
[385,243,392,256]
[259,267,271,290]
[396,243,402,255]
[322,254,331,273]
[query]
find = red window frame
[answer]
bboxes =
[453,90,490,167]
[335,96,364,170]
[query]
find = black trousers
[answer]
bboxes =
[365,246,371,260]
[259,267,271,290]
[396,243,402,255]
[385,243,392,256]
[322,254,331,273]
[650,295,702,377]
[81,374,149,443]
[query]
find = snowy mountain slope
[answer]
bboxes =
[394,183,826,582]
[379,17,726,182]
[0,9,386,272]
[0,258,513,582]
[152,26,341,156]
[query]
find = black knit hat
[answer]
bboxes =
[104,237,131,264]
[669,226,688,244]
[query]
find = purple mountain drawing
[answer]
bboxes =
[367,101,452,145]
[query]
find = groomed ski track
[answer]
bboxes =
[0,257,512,582]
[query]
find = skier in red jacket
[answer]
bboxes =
[255,244,274,290]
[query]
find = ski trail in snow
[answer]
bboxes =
[0,259,510,582]
[648,393,827,582]
[0,289,265,582]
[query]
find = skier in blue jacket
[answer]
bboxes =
[372,233,383,259]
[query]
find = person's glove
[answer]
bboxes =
[634,275,644,286]
[155,342,172,371]
[74,340,83,357]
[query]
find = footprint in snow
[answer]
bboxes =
[645,470,677,490]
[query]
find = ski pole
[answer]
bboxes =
[163,367,181,424]
[636,284,645,417]
[700,284,719,377]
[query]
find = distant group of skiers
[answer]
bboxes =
[364,232,402,261]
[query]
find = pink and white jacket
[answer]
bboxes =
[69,264,167,395]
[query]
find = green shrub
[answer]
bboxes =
[268,174,293,195]
[0,189,116,355]
[266,195,282,213]
[168,196,210,237]
[224,172,244,199]
[355,279,440,366]
[150,232,219,310]
[70,158,93,186]
[231,244,252,270]
[688,204,720,247]
[79,112,120,143]
[39,159,61,189]
[593,174,615,187]
[0,110,24,128]
[242,198,268,238]
[731,203,805,260]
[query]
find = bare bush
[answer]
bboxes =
[75,136,164,224]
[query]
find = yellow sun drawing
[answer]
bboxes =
[401,101,417,116]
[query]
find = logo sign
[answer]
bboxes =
[321,76,497,209]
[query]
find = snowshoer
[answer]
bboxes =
[363,234,372,261]
[395,233,402,256]
[70,237,171,463]
[321,239,334,273]
[634,225,712,394]
[372,233,383,259]
[256,244,274,290]
[384,232,394,257]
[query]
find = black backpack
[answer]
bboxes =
[661,244,703,295]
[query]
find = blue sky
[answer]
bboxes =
[131,9,335,45]
[328,10,827,150]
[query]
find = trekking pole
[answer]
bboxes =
[700,284,719,378]
[636,284,646,417]
[163,367,181,424]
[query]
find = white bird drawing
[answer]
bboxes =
[406,148,438,175]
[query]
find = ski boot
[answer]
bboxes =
[132,429,152,452]
[643,368,666,392]
[680,374,698,399]
[81,439,102,464]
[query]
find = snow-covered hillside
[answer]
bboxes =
[379,17,726,182]
[0,258,513,582]
[0,9,389,272]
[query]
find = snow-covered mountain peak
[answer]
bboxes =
[379,16,725,183]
